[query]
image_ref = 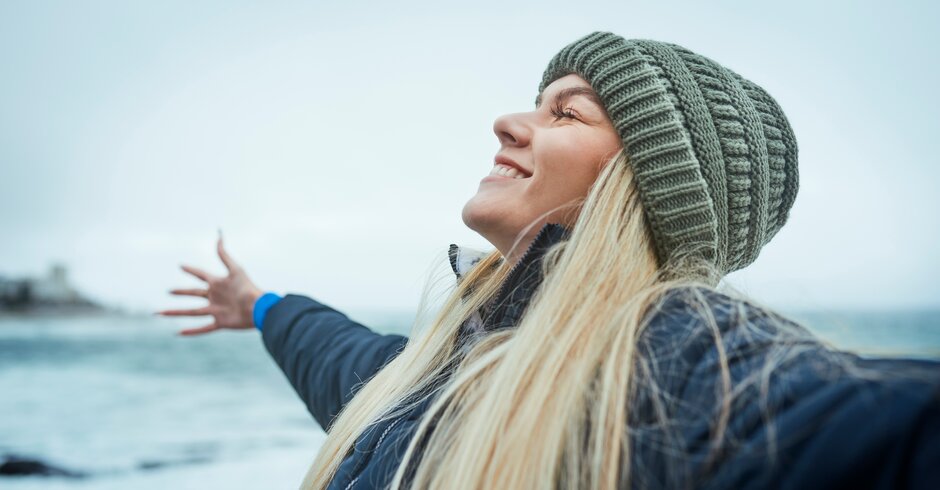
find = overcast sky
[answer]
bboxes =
[1,0,937,318]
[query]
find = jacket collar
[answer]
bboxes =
[448,223,572,333]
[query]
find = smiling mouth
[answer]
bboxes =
[489,163,531,179]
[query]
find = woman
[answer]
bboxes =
[160,32,940,489]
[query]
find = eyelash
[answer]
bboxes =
[550,101,579,121]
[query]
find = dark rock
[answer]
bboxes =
[136,455,212,471]
[0,454,87,478]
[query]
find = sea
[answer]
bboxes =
[1,308,938,489]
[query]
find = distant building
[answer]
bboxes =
[0,264,100,311]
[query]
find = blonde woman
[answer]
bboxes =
[161,32,940,489]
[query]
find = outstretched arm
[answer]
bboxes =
[260,295,408,431]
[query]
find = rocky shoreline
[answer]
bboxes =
[0,453,215,479]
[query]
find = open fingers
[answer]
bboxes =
[177,323,219,336]
[180,265,214,283]
[157,306,213,317]
[217,235,239,273]
[169,288,208,298]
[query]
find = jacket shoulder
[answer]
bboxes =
[637,286,813,384]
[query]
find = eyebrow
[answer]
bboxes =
[535,86,605,111]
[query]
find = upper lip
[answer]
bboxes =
[494,155,532,177]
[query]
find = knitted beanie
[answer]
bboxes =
[538,32,799,275]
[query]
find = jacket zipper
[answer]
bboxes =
[491,224,555,314]
[343,418,403,490]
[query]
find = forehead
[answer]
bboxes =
[535,74,604,109]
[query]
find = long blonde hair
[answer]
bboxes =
[300,149,819,489]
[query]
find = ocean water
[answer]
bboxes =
[0,308,938,489]
[0,314,326,489]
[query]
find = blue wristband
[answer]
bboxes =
[253,292,283,331]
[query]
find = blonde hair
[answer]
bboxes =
[299,150,845,489]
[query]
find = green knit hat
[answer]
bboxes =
[539,32,799,275]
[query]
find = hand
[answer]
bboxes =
[158,234,264,336]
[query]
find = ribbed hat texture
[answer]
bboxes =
[539,32,799,275]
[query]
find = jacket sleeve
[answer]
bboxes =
[709,356,940,490]
[260,294,409,431]
[771,359,940,490]
[633,287,940,490]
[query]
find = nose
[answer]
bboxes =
[493,112,531,148]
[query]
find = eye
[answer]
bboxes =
[550,101,579,121]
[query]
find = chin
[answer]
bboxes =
[461,199,484,233]
[461,198,504,237]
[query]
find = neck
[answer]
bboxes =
[496,222,555,267]
[502,222,571,269]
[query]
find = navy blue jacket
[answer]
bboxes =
[262,224,940,489]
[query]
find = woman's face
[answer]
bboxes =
[462,74,622,263]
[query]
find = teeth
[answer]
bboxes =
[490,164,527,179]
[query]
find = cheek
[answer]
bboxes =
[536,146,605,198]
